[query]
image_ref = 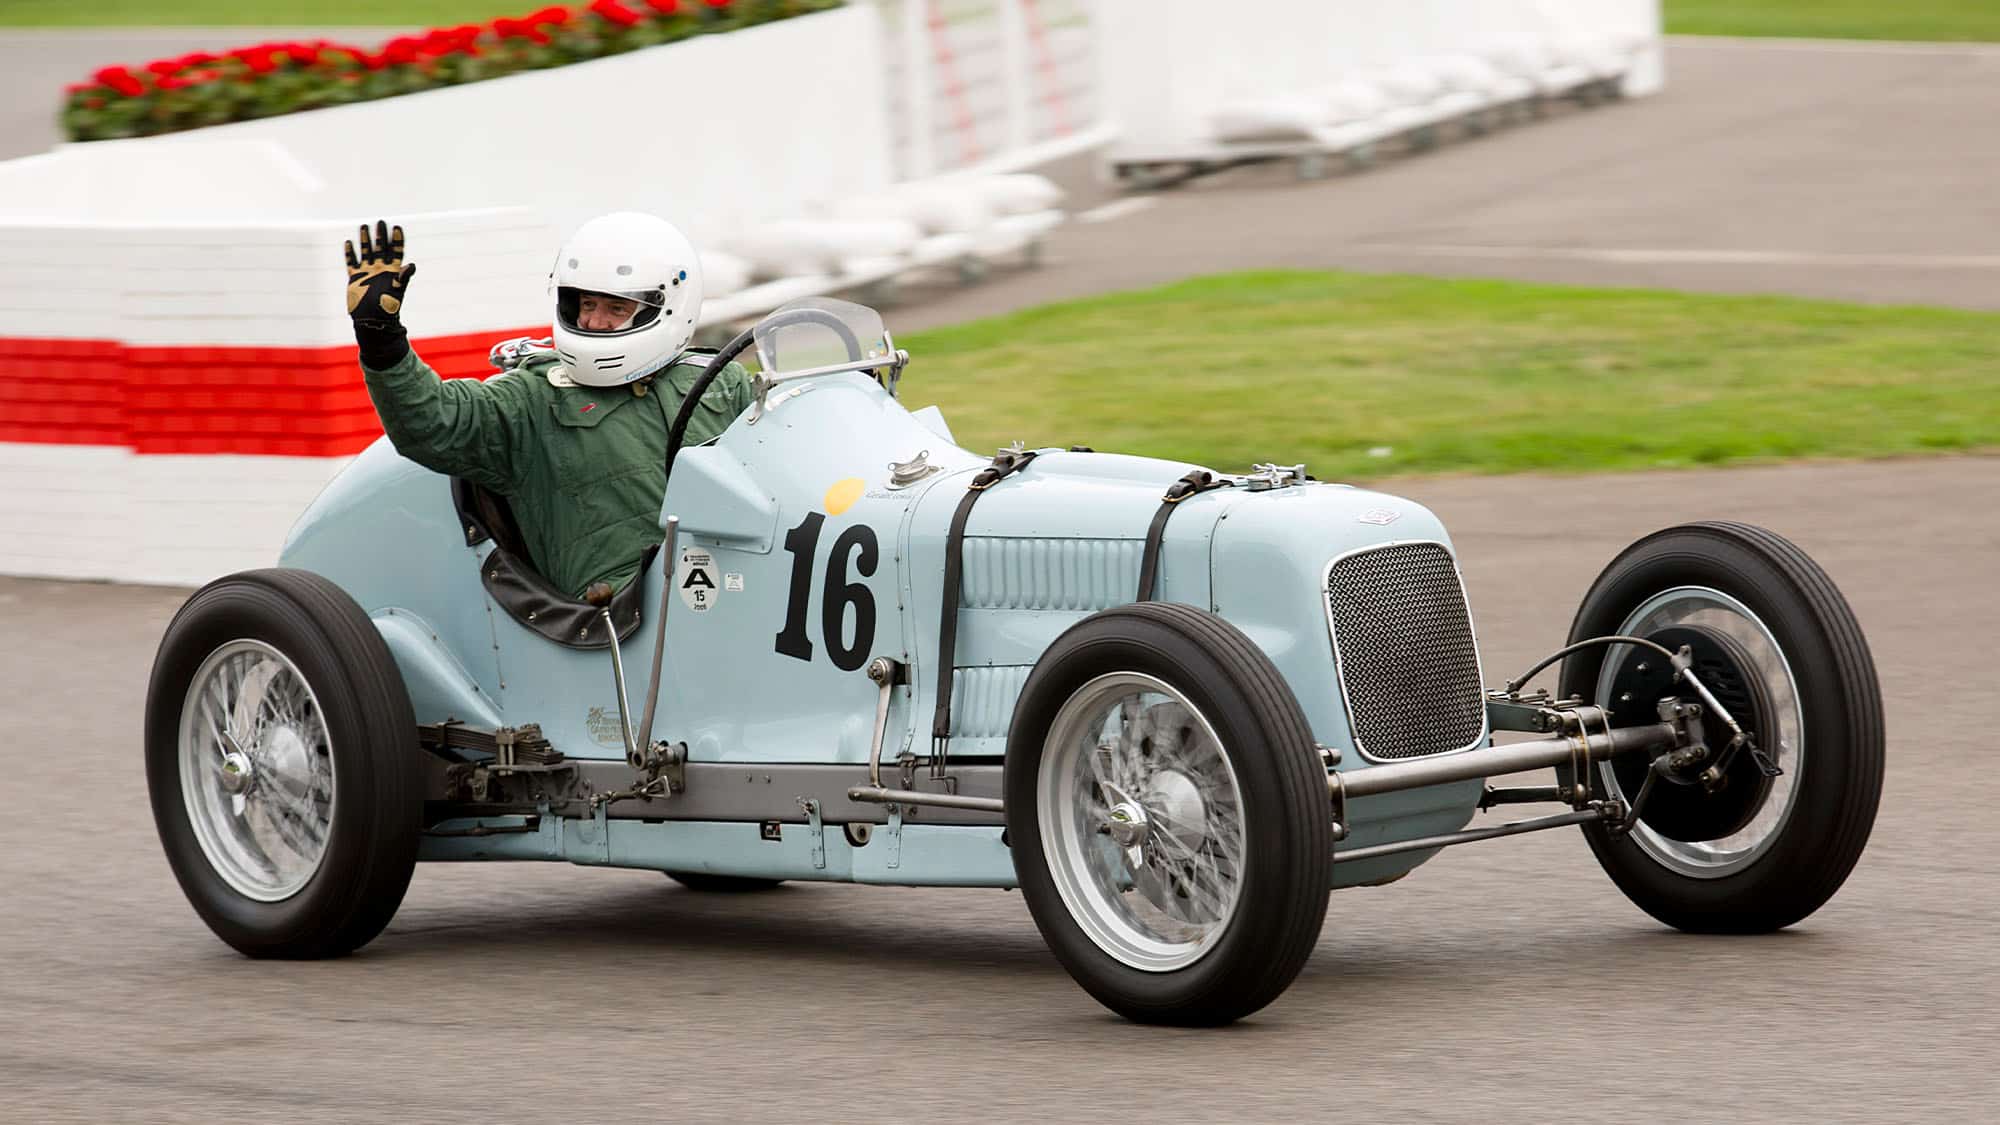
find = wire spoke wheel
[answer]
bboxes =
[147,569,421,958]
[1007,603,1331,1025]
[1039,673,1246,972]
[178,640,336,902]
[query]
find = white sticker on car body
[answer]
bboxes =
[679,548,719,611]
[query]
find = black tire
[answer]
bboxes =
[1560,523,1883,933]
[664,872,785,893]
[145,568,421,958]
[1005,603,1332,1026]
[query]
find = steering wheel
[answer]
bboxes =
[663,306,870,487]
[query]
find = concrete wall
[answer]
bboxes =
[0,7,890,245]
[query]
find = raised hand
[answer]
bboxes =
[344,220,416,322]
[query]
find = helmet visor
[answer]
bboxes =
[557,286,666,336]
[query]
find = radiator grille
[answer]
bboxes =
[1325,542,1486,760]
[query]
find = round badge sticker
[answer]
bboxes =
[678,548,718,612]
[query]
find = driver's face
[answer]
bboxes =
[577,292,641,332]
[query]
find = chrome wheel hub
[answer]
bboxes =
[1596,586,1804,879]
[218,750,254,794]
[178,640,336,903]
[1040,673,1246,973]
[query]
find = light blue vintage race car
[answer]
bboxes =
[145,299,1884,1024]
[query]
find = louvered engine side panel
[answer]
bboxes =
[958,536,1144,611]
[945,664,1036,739]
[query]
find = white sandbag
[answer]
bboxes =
[1212,96,1328,142]
[724,218,922,279]
[1483,34,1555,79]
[970,209,1063,256]
[698,249,752,298]
[825,183,994,235]
[1424,53,1510,98]
[949,173,1064,216]
[907,231,977,268]
[1314,78,1392,125]
[1370,62,1446,106]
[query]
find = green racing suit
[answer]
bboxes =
[361,347,753,598]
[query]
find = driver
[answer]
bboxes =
[345,213,753,599]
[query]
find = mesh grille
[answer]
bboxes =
[1326,543,1486,760]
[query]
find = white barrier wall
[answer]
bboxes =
[0,7,889,245]
[869,0,1108,179]
[0,208,557,586]
[1098,0,1662,162]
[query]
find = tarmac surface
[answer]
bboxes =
[4,456,1997,1123]
[899,36,2000,327]
[3,27,1998,1125]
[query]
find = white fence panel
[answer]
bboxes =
[866,0,1109,179]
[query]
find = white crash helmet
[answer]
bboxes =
[549,212,704,387]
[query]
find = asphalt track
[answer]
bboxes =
[4,457,1997,1123]
[3,31,1999,1125]
[900,36,2000,328]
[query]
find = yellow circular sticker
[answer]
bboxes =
[823,477,865,515]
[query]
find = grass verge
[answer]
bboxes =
[1666,0,2000,42]
[896,270,1999,480]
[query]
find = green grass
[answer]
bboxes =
[1666,0,2000,42]
[894,271,2000,480]
[7,0,1998,40]
[0,0,499,26]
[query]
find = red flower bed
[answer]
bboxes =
[61,0,839,142]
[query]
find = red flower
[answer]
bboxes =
[380,36,423,65]
[91,66,144,97]
[703,0,730,7]
[157,74,189,91]
[589,0,642,27]
[644,0,678,11]
[146,59,182,76]
[530,6,571,25]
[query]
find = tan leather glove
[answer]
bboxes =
[344,219,416,323]
[345,220,417,369]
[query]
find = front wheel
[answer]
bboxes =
[1561,522,1883,933]
[145,569,421,958]
[1006,603,1332,1025]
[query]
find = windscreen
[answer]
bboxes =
[753,297,891,374]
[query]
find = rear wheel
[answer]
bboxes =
[1006,603,1332,1025]
[146,569,421,958]
[1561,523,1882,933]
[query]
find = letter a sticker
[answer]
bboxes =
[678,548,718,612]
